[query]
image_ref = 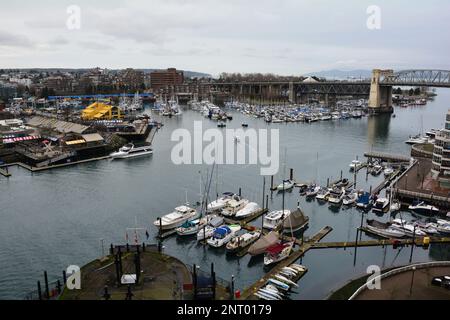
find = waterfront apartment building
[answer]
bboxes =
[431,109,450,188]
[150,68,184,90]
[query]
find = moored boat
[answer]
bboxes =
[153,206,198,230]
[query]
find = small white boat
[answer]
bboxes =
[267,278,290,291]
[315,187,330,201]
[277,180,295,191]
[342,192,358,206]
[207,225,241,248]
[373,197,390,213]
[196,225,215,241]
[153,206,198,230]
[235,202,260,219]
[349,159,362,171]
[328,187,345,205]
[390,200,401,212]
[408,201,439,216]
[384,167,394,177]
[263,210,291,230]
[110,143,153,159]
[306,185,321,198]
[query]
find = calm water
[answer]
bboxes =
[1,90,450,300]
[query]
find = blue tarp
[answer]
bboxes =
[214,226,231,236]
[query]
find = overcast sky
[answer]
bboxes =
[0,0,449,75]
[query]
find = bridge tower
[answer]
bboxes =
[368,69,394,114]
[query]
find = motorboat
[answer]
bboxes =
[408,201,440,216]
[342,191,358,206]
[221,197,249,217]
[110,143,153,159]
[263,210,291,230]
[372,197,390,214]
[305,185,320,198]
[297,184,308,196]
[384,167,394,177]
[153,206,198,230]
[235,202,261,219]
[391,219,427,237]
[277,179,295,191]
[315,187,330,201]
[349,159,362,171]
[435,220,450,235]
[264,242,294,266]
[282,207,309,233]
[176,218,207,236]
[248,231,280,256]
[356,192,373,210]
[207,225,241,248]
[207,192,236,212]
[371,164,383,176]
[335,178,350,188]
[405,134,428,145]
[366,219,406,238]
[390,200,401,212]
[226,231,261,253]
[196,216,224,241]
[328,187,345,205]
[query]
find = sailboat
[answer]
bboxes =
[277,149,294,191]
[282,203,309,233]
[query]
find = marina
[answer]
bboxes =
[3,93,450,300]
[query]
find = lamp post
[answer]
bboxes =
[409,266,416,296]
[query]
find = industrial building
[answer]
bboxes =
[81,102,124,121]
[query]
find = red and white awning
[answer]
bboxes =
[2,135,41,144]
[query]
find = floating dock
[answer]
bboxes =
[240,226,333,300]
[0,167,11,177]
[364,151,411,163]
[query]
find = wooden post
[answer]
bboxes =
[271,175,274,190]
[340,170,343,180]
[211,263,216,300]
[193,264,197,299]
[265,195,269,210]
[37,281,42,301]
[62,270,67,286]
[114,254,121,286]
[262,177,266,210]
[290,168,294,181]
[56,280,62,294]
[239,187,242,197]
[327,178,330,188]
[44,271,49,300]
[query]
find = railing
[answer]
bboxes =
[348,261,450,300]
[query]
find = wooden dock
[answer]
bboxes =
[311,236,450,249]
[240,226,333,300]
[364,151,411,163]
[0,167,11,177]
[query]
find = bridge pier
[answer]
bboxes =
[368,69,394,114]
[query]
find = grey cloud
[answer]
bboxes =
[0,30,35,48]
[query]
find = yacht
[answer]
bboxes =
[226,231,261,254]
[207,225,241,248]
[221,197,249,217]
[207,192,236,212]
[153,206,198,230]
[408,201,439,216]
[405,134,428,145]
[366,219,406,238]
[328,187,345,205]
[263,210,291,230]
[349,159,362,171]
[235,202,261,219]
[372,197,390,213]
[277,180,295,191]
[264,242,294,266]
[110,143,153,159]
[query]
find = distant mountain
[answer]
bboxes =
[304,69,372,80]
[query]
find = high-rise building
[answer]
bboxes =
[431,109,450,188]
[150,68,184,90]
